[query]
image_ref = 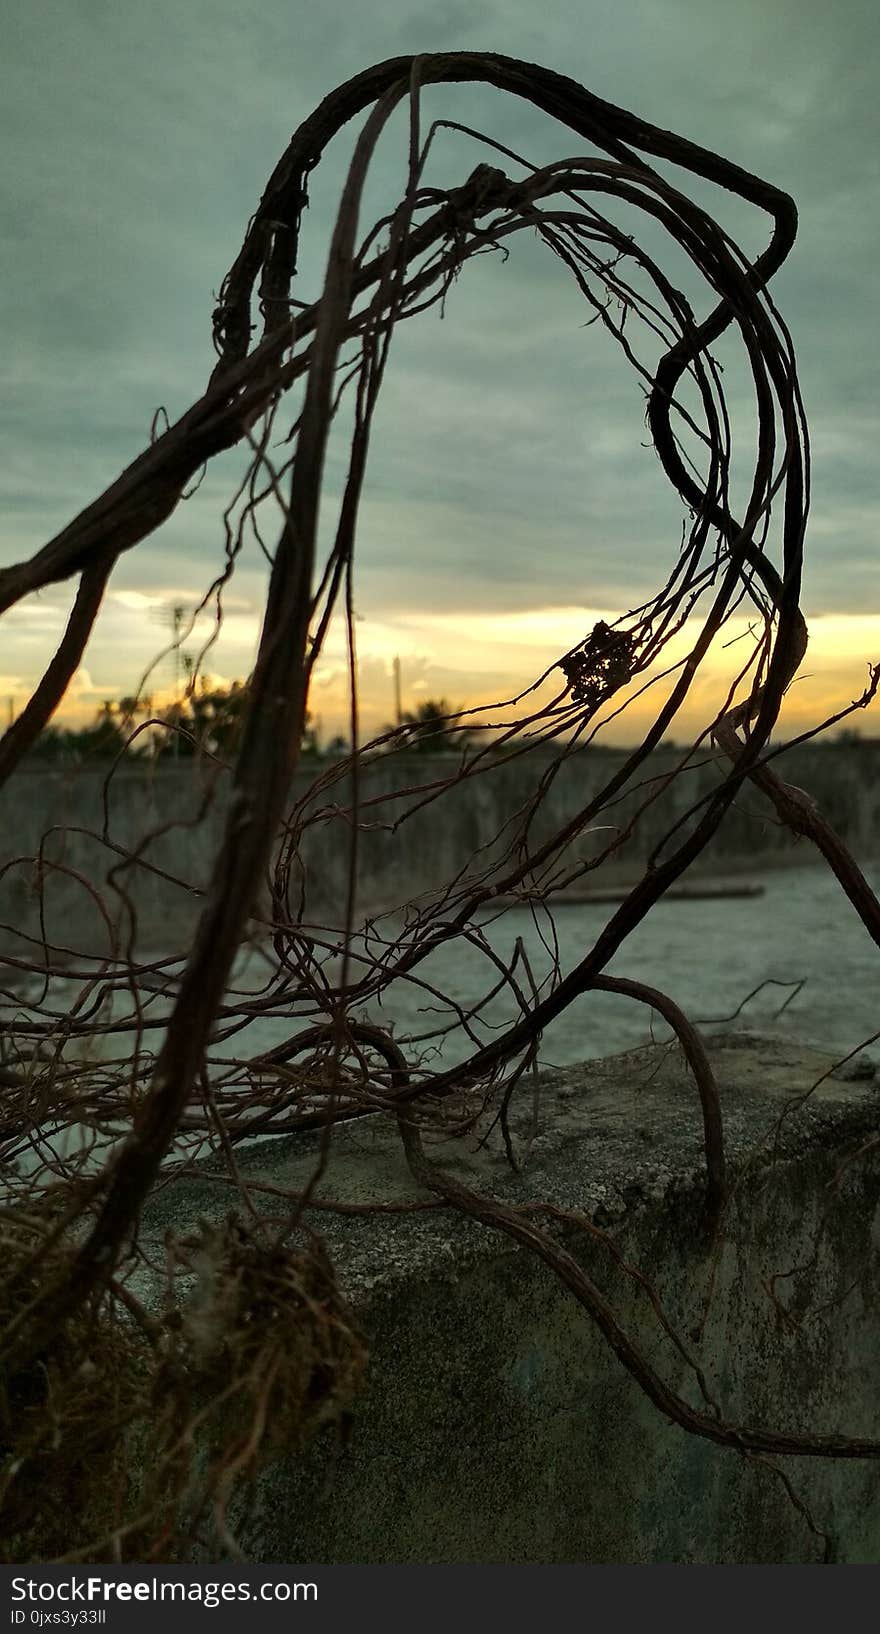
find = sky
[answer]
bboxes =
[2,0,878,745]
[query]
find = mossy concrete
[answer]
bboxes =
[142,1034,880,1563]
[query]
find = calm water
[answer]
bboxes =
[7,864,878,1078]
[222,863,880,1072]
[6,863,878,1179]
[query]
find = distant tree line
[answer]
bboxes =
[22,683,474,763]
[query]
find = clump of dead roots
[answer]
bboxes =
[0,1211,366,1562]
[0,1210,147,1561]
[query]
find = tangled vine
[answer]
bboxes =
[1,52,879,1560]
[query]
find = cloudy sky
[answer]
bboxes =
[2,0,877,743]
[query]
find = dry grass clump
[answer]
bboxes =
[0,1210,366,1562]
[0,1211,147,1561]
[159,1218,368,1534]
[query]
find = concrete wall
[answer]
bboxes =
[1,740,878,956]
[142,1034,880,1564]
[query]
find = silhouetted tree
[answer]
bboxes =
[157,680,319,759]
[399,698,461,753]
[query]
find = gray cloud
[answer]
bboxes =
[1,0,877,705]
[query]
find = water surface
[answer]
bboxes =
[226,863,880,1073]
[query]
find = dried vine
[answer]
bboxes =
[0,51,878,1561]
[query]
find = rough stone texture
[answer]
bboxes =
[142,1034,880,1564]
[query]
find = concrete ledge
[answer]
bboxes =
[144,1035,880,1563]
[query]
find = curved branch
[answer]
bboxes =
[591,974,726,1221]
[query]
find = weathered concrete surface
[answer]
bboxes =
[143,1035,880,1564]
[3,739,879,953]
